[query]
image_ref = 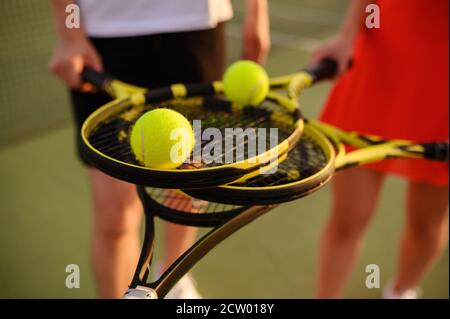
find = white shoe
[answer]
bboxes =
[154,262,203,299]
[164,273,203,299]
[382,281,422,299]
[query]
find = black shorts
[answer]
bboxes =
[70,24,225,165]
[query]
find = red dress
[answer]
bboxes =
[320,0,449,186]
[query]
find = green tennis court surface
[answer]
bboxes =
[0,0,447,298]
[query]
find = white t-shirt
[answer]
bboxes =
[78,0,233,37]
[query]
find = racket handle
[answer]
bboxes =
[81,66,112,90]
[423,142,449,161]
[306,59,338,82]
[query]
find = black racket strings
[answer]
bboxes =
[89,97,297,168]
[145,187,243,214]
[234,131,328,188]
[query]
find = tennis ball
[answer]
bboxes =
[223,60,269,106]
[130,109,195,169]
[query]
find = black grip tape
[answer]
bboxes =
[305,59,338,83]
[81,67,113,89]
[144,87,174,103]
[423,142,449,161]
[184,83,216,97]
[144,83,215,103]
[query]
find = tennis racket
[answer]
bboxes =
[80,60,337,189]
[184,120,449,205]
[123,186,274,299]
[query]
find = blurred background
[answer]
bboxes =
[0,0,447,298]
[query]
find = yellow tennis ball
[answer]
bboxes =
[130,109,195,169]
[223,60,269,106]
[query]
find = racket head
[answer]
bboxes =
[139,186,255,227]
[81,86,304,189]
[183,123,337,205]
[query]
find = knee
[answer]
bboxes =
[327,211,371,241]
[93,196,142,239]
[406,219,448,242]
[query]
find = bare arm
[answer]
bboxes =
[49,0,102,88]
[311,0,374,74]
[242,0,271,64]
[339,0,375,41]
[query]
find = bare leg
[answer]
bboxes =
[88,169,143,298]
[148,191,202,299]
[162,222,198,271]
[160,190,198,271]
[316,168,385,298]
[393,182,449,294]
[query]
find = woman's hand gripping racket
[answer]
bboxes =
[80,60,337,189]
